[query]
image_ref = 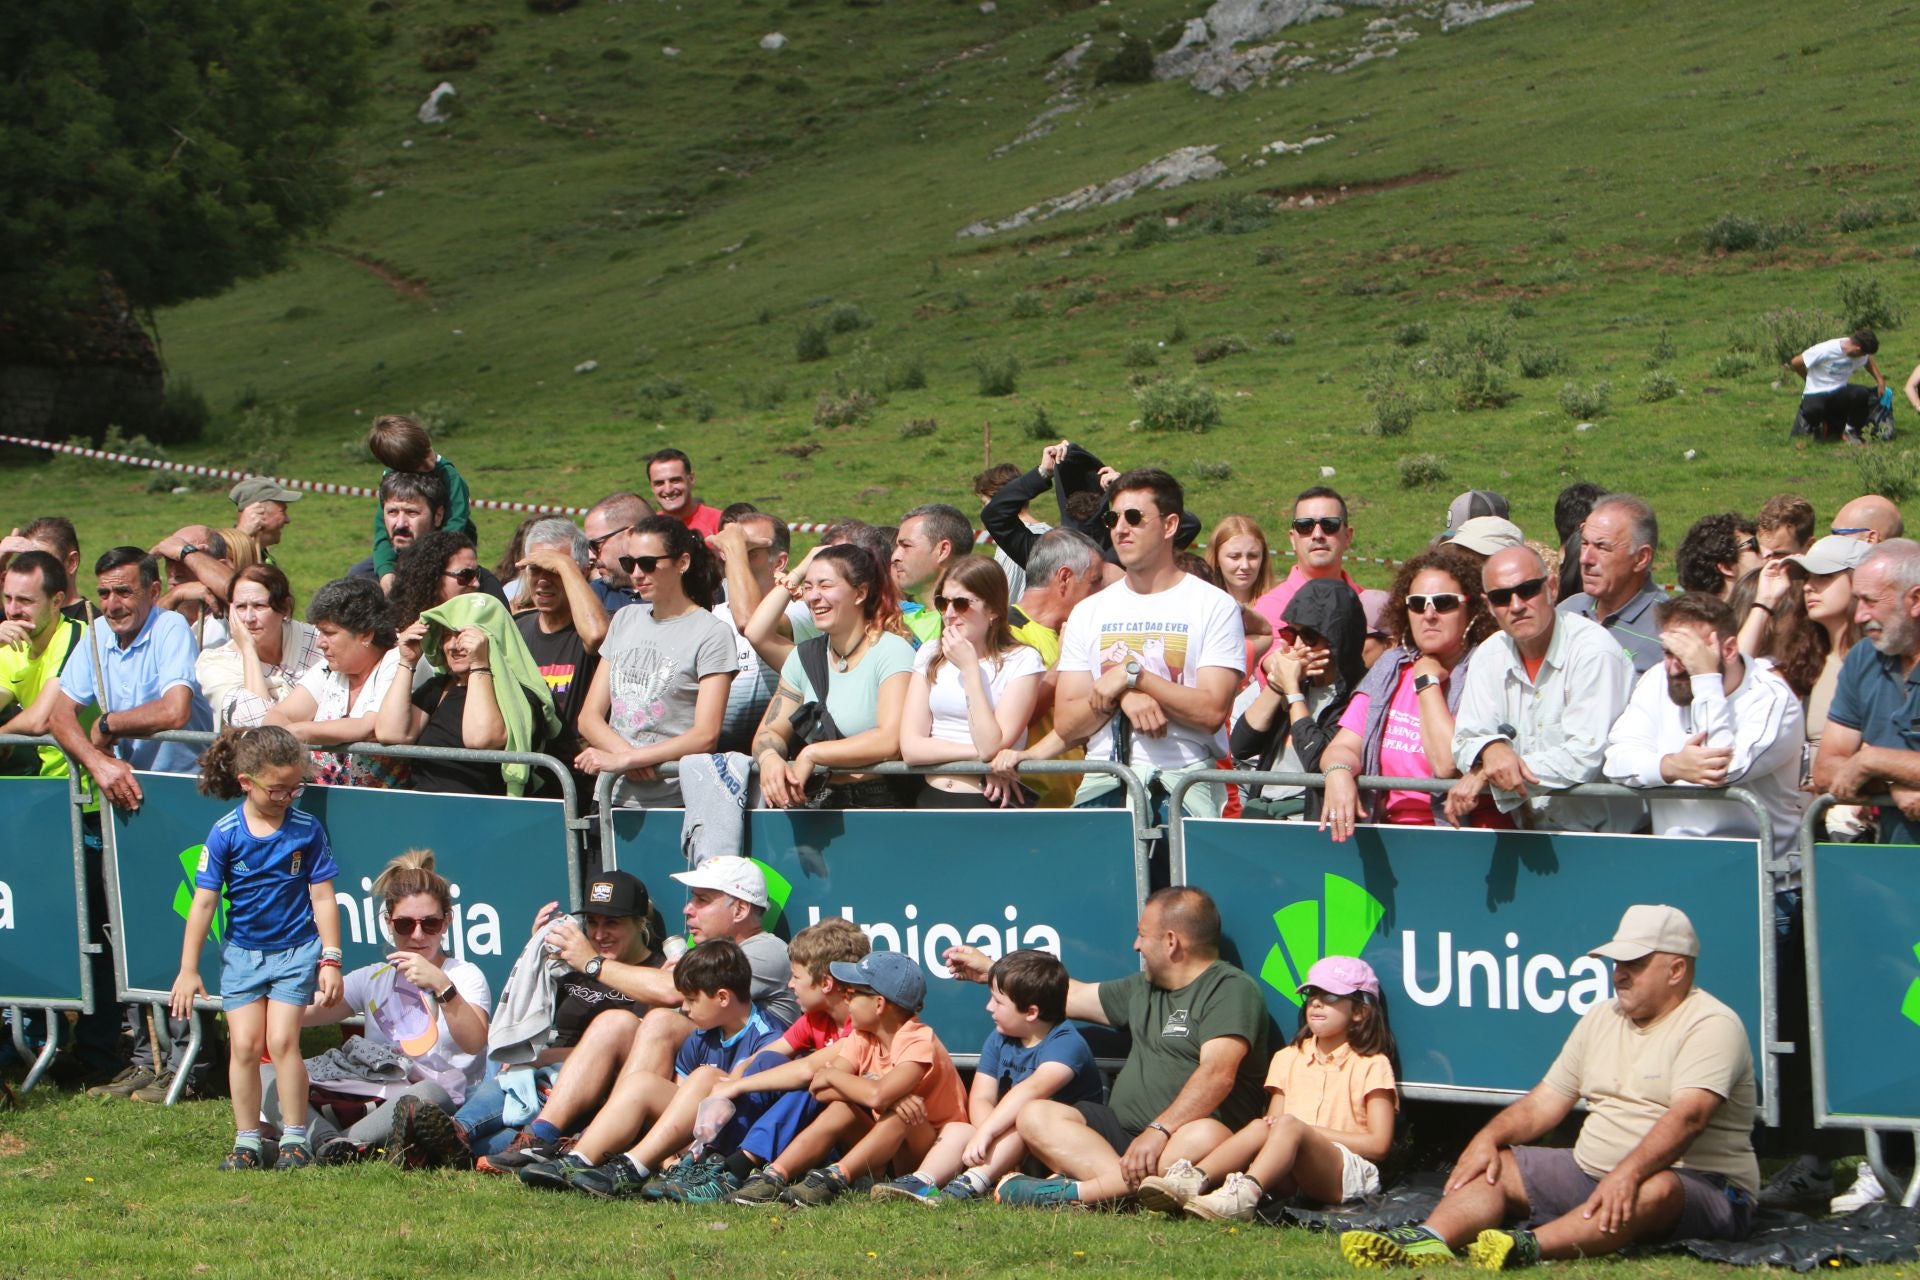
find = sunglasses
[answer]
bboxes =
[932,595,977,614]
[1736,537,1760,555]
[586,525,633,557]
[443,567,480,585]
[1406,593,1465,615]
[1101,508,1152,530]
[1831,526,1872,536]
[619,554,667,576]
[1485,577,1547,608]
[1291,516,1346,536]
[1299,987,1356,1004]
[390,914,447,937]
[244,776,305,803]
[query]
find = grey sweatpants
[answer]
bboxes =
[259,1068,454,1148]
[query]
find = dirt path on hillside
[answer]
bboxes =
[321,245,432,302]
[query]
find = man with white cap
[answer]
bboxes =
[1446,490,1511,533]
[1446,517,1526,563]
[486,856,797,1169]
[1342,904,1757,1270]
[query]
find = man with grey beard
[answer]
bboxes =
[1603,592,1806,852]
[1813,539,1920,844]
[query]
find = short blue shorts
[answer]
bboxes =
[220,935,322,1011]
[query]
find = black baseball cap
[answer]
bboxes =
[583,870,649,919]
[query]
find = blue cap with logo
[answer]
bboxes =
[829,950,926,1013]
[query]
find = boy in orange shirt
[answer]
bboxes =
[730,951,969,1207]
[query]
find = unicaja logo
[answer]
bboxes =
[172,845,228,946]
[1904,941,1920,1029]
[1259,874,1385,1007]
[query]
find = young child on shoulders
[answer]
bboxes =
[873,949,1104,1204]
[515,938,782,1194]
[1137,956,1397,1222]
[169,725,344,1171]
[729,951,969,1208]
[368,413,475,587]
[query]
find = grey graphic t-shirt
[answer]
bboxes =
[601,603,739,805]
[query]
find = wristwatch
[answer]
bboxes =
[178,543,202,560]
[584,956,605,978]
[1413,673,1443,695]
[435,981,458,1003]
[1124,659,1142,690]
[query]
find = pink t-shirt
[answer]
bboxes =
[782,1007,853,1053]
[1338,666,1436,825]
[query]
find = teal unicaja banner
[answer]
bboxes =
[0,778,88,1007]
[107,773,573,1002]
[1179,819,1767,1099]
[1808,841,1920,1124]
[609,807,1140,1054]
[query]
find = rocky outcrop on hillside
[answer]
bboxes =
[957,145,1226,238]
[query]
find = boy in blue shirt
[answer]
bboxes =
[517,938,779,1193]
[874,949,1103,1203]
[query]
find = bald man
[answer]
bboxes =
[1829,495,1904,544]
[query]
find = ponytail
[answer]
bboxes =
[197,725,310,800]
[633,515,721,610]
[371,847,452,917]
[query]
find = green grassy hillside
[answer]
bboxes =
[6,0,1919,589]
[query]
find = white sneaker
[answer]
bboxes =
[1136,1159,1207,1214]
[1188,1171,1264,1222]
[1759,1153,1833,1207]
[1831,1162,1886,1214]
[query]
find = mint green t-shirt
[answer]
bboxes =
[779,632,916,737]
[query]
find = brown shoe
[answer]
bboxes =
[130,1070,207,1104]
[88,1064,158,1099]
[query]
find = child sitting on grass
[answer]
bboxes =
[729,951,969,1208]
[1135,956,1398,1222]
[514,938,781,1194]
[872,949,1104,1204]
[367,413,475,591]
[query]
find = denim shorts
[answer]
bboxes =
[220,936,322,1011]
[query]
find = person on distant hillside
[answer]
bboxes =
[1788,329,1883,443]
[582,491,654,615]
[647,449,723,537]
[365,414,476,591]
[1754,494,1816,563]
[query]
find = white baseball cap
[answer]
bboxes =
[671,855,770,909]
[1589,904,1699,962]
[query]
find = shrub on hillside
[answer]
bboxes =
[1394,321,1429,348]
[827,303,871,334]
[134,377,211,446]
[1135,376,1220,433]
[795,322,829,363]
[1191,460,1234,483]
[1858,447,1920,504]
[1837,274,1905,331]
[1009,290,1046,320]
[1093,33,1154,85]
[1398,453,1450,489]
[895,353,928,390]
[738,378,788,410]
[1517,343,1569,378]
[813,389,877,428]
[898,417,938,440]
[1267,329,1295,346]
[1701,213,1803,252]
[1192,335,1250,365]
[1557,379,1612,420]
[1647,323,1677,366]
[1366,387,1415,437]
[1122,339,1158,369]
[1640,371,1680,403]
[1126,219,1171,250]
[1836,202,1889,234]
[1710,352,1756,378]
[1453,360,1516,411]
[1192,193,1274,237]
[1023,403,1055,441]
[1730,307,1839,366]
[972,352,1021,397]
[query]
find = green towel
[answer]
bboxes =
[418,593,560,797]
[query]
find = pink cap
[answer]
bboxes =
[1303,955,1381,999]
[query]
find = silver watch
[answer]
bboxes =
[1124,659,1142,690]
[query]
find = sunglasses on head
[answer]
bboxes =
[390,913,447,937]
[1101,508,1152,530]
[1485,577,1547,608]
[932,595,977,614]
[1291,516,1346,536]
[1406,592,1465,615]
[619,554,666,576]
[443,567,480,585]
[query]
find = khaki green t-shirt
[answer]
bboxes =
[1097,961,1269,1134]
[1544,986,1759,1196]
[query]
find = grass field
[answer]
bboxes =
[1,1079,1794,1280]
[4,0,1920,591]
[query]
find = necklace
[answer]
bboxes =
[829,630,869,672]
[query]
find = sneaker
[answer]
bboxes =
[780,1166,851,1208]
[660,1159,743,1204]
[387,1094,471,1171]
[519,1152,594,1191]
[994,1173,1081,1209]
[1341,1225,1457,1268]
[273,1142,314,1172]
[481,1128,558,1171]
[1466,1228,1540,1271]
[218,1146,264,1171]
[568,1154,653,1200]
[316,1138,369,1166]
[1136,1158,1208,1215]
[940,1172,988,1202]
[1759,1153,1834,1208]
[87,1064,157,1099]
[729,1168,790,1206]
[643,1153,711,1200]
[1832,1162,1887,1214]
[1188,1171,1263,1223]
[871,1173,943,1205]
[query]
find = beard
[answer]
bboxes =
[1666,672,1693,705]
[1869,611,1919,657]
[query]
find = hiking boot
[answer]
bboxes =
[993,1173,1081,1209]
[1341,1225,1457,1268]
[780,1166,851,1208]
[569,1155,653,1200]
[130,1071,201,1104]
[1832,1162,1887,1214]
[1759,1154,1834,1208]
[1466,1228,1540,1271]
[518,1152,594,1191]
[388,1094,471,1171]
[729,1168,789,1206]
[479,1128,556,1170]
[871,1173,943,1205]
[1136,1158,1207,1214]
[658,1158,742,1204]
[1188,1171,1263,1223]
[317,1138,370,1166]
[273,1142,314,1172]
[86,1064,157,1099]
[940,1172,989,1202]
[218,1146,264,1171]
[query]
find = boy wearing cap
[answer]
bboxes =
[730,951,968,1208]
[1342,904,1758,1270]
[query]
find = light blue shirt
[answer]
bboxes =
[60,606,212,773]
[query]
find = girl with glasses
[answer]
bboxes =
[169,725,342,1171]
[900,558,1046,808]
[267,848,494,1167]
[1315,547,1507,840]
